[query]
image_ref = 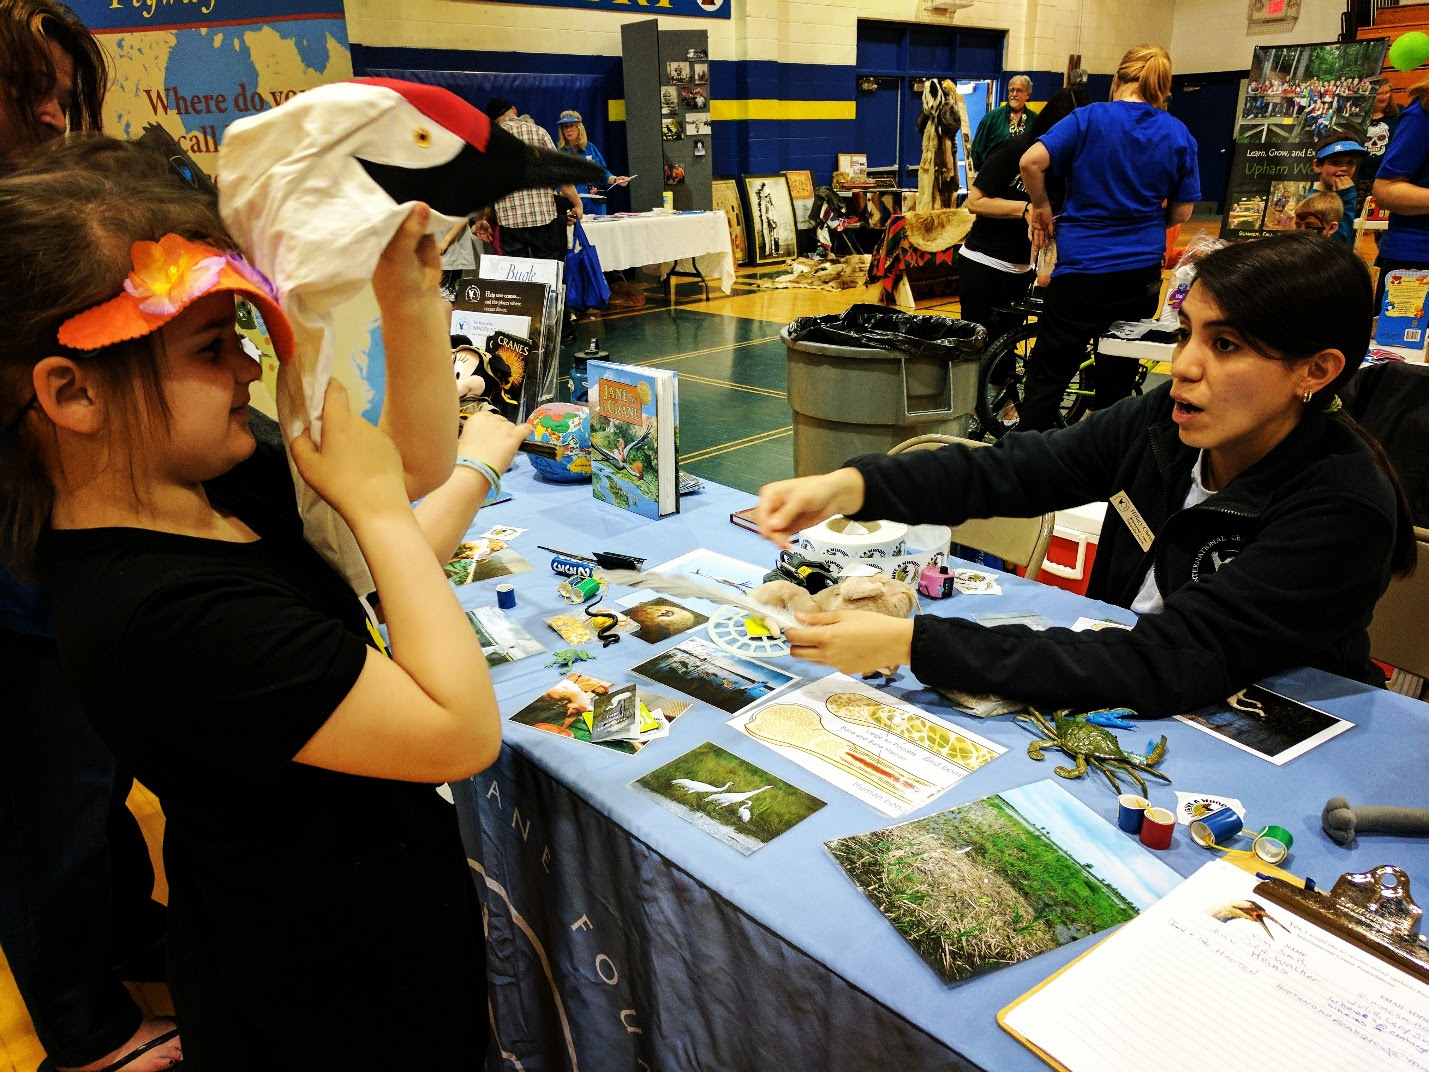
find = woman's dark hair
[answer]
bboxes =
[0,1,108,151]
[1027,85,1092,141]
[1192,231,1417,576]
[0,133,236,575]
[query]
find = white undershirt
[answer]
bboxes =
[1129,450,1214,616]
[958,244,1034,275]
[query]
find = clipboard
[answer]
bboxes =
[998,862,1429,1070]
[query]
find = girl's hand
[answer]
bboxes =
[614,176,630,187]
[291,380,410,522]
[784,610,916,675]
[372,203,442,313]
[458,408,535,475]
[755,469,865,549]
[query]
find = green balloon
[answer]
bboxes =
[1389,31,1429,73]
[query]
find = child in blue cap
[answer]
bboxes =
[1313,131,1367,248]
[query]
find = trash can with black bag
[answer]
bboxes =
[782,304,985,476]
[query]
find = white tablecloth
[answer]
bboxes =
[577,211,735,293]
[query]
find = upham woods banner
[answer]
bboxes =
[91,0,352,176]
[483,0,731,16]
[1221,39,1385,239]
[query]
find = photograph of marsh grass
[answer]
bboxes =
[826,780,1181,984]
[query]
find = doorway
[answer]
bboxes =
[1170,72,1245,211]
[855,20,1004,199]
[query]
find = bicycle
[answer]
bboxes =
[974,288,1152,440]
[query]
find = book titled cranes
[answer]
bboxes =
[588,359,680,519]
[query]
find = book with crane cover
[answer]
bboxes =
[587,359,680,519]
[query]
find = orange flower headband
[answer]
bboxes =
[57,234,294,362]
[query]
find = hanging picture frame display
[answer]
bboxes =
[782,169,815,230]
[741,173,797,265]
[712,178,748,265]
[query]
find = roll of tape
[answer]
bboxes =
[1117,794,1150,835]
[1139,807,1176,850]
[796,516,908,561]
[1253,825,1294,864]
[1190,806,1244,848]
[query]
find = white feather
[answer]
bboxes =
[599,570,799,633]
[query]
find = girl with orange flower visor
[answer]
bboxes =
[0,135,528,1067]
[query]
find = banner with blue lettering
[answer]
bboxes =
[91,4,387,425]
[482,0,730,18]
[94,1,351,176]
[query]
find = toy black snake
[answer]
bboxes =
[583,597,621,648]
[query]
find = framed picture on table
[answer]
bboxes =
[712,178,748,266]
[740,173,797,265]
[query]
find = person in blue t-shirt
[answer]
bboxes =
[1372,79,1429,313]
[1017,44,1201,432]
[557,109,628,216]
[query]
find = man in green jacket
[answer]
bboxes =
[972,74,1037,170]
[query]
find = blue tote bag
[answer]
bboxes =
[565,221,611,312]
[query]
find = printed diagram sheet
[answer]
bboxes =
[729,674,1004,817]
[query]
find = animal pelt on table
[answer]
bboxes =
[916,79,960,213]
[754,575,918,677]
[902,209,976,252]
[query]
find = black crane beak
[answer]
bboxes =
[356,122,607,218]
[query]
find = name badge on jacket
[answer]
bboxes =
[1111,491,1155,553]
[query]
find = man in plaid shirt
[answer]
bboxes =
[475,97,582,261]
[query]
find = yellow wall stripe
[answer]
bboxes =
[607,99,853,123]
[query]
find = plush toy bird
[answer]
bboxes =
[219,79,603,592]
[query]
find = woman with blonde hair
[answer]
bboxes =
[556,108,628,215]
[1017,44,1200,432]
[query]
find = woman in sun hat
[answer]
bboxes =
[556,109,628,215]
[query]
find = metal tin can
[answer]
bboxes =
[551,554,599,578]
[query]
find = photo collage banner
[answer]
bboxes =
[1221,39,1386,240]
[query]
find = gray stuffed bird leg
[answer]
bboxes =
[1322,797,1429,845]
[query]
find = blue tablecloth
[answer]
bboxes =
[451,455,1429,1072]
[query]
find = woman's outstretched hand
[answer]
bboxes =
[754,468,865,549]
[784,609,915,675]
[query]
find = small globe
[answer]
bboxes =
[525,403,592,483]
